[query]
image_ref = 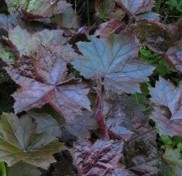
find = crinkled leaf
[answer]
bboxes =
[5,0,71,19]
[164,39,182,73]
[149,78,182,136]
[73,139,131,176]
[0,113,65,169]
[163,148,182,176]
[115,0,155,16]
[8,161,42,176]
[71,33,154,94]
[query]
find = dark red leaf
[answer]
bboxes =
[95,19,126,38]
[133,17,182,54]
[73,139,131,176]
[132,19,171,54]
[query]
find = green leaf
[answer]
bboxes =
[0,162,7,176]
[163,147,182,176]
[0,113,65,169]
[161,136,172,146]
[0,44,17,64]
[8,162,41,176]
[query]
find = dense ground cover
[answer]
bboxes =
[0,0,182,175]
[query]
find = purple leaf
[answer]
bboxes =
[150,107,182,136]
[164,39,182,73]
[0,13,22,31]
[149,78,182,136]
[106,110,133,140]
[5,27,90,120]
[29,111,97,138]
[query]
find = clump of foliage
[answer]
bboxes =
[0,0,181,175]
[166,0,182,13]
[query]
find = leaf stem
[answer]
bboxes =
[95,78,109,139]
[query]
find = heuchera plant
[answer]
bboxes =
[0,0,182,175]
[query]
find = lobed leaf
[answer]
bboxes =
[164,39,182,73]
[71,33,154,94]
[0,113,65,169]
[6,64,90,121]
[4,27,90,120]
[149,78,182,136]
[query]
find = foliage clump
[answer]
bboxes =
[0,0,181,175]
